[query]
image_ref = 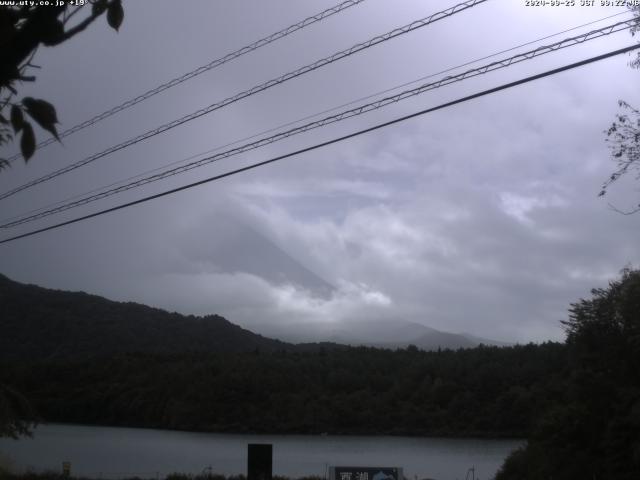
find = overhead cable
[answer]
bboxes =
[0,0,488,201]
[1,17,635,229]
[1,43,638,245]
[2,10,629,226]
[5,0,367,163]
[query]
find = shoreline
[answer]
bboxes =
[23,421,527,442]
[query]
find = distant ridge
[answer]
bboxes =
[0,273,294,360]
[0,273,508,359]
[256,318,510,351]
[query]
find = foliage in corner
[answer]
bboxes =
[496,267,640,480]
[0,384,36,439]
[0,0,125,441]
[601,5,640,213]
[0,1,124,166]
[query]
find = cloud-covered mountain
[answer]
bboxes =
[182,212,335,298]
[180,213,508,350]
[1,271,507,358]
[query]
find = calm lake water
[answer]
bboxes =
[0,424,522,480]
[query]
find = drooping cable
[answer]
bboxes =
[0,0,488,201]
[1,17,635,229]
[1,11,629,225]
[5,0,367,163]
[1,43,637,245]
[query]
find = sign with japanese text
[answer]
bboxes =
[330,466,402,480]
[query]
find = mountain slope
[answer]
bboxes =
[186,213,335,298]
[259,318,509,351]
[0,274,292,360]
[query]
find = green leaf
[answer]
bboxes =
[22,97,60,141]
[107,0,124,31]
[20,122,36,162]
[10,105,24,133]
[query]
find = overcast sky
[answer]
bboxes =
[1,0,639,343]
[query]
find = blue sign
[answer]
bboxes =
[331,466,402,480]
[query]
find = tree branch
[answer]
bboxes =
[53,1,117,44]
[62,5,83,26]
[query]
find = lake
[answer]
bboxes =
[0,424,522,480]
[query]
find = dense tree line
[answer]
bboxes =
[496,268,640,479]
[0,343,565,438]
[3,268,639,477]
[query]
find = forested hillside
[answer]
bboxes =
[0,274,291,358]
[0,343,565,437]
[3,269,639,479]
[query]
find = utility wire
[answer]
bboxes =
[1,17,635,230]
[5,0,366,164]
[1,10,629,226]
[0,0,487,201]
[1,43,638,245]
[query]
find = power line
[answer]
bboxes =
[0,0,487,201]
[2,17,633,228]
[2,17,635,230]
[5,0,367,164]
[2,11,629,226]
[1,43,637,246]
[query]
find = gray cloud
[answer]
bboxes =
[1,0,639,344]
